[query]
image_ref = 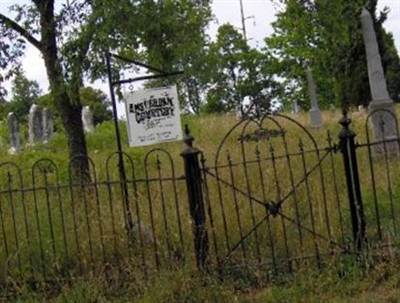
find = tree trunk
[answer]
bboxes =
[1,0,90,179]
[38,0,90,180]
[58,92,90,181]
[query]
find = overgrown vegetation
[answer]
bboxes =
[0,108,400,301]
[2,258,400,302]
[1,1,400,299]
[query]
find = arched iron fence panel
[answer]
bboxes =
[0,149,187,284]
[201,113,350,276]
[0,162,26,281]
[358,109,400,255]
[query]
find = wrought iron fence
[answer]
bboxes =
[0,109,400,285]
[0,149,193,285]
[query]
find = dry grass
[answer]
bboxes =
[1,107,400,301]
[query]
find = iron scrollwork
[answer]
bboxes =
[239,128,285,142]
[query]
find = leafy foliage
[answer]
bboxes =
[202,24,280,114]
[2,68,42,121]
[266,0,400,109]
[129,0,213,114]
[0,0,214,176]
[36,86,112,131]
[80,87,112,125]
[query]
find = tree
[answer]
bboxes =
[0,1,101,178]
[8,68,42,120]
[266,0,400,109]
[80,87,112,126]
[133,0,213,114]
[202,24,280,114]
[374,4,400,102]
[0,0,213,177]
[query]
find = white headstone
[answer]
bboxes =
[7,112,20,154]
[306,68,322,128]
[293,100,300,114]
[42,107,54,143]
[82,106,94,133]
[28,104,43,144]
[358,105,367,114]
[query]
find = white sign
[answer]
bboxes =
[124,85,182,147]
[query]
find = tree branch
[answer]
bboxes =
[0,13,42,51]
[69,13,99,91]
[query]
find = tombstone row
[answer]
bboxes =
[7,104,94,155]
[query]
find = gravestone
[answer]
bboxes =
[306,68,322,127]
[42,107,54,143]
[292,100,300,114]
[351,105,368,119]
[7,112,20,154]
[236,104,244,120]
[28,104,43,144]
[361,8,398,153]
[82,106,94,133]
[358,105,367,114]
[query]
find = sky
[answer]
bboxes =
[212,0,400,51]
[1,0,400,104]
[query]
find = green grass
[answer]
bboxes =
[242,261,400,303]
[3,260,400,302]
[1,108,400,301]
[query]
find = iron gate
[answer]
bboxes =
[187,110,400,274]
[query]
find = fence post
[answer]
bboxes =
[338,110,366,251]
[181,124,209,269]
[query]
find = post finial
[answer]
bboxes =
[183,124,194,148]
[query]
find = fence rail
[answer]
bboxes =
[0,149,193,284]
[1,110,400,285]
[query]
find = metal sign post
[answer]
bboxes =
[105,51,183,243]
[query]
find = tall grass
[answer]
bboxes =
[1,107,400,300]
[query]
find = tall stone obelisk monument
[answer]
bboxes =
[361,8,398,150]
[306,68,322,128]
